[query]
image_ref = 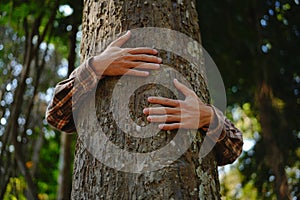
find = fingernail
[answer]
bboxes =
[143,108,148,114]
[147,116,152,121]
[153,49,158,54]
[148,97,153,101]
[158,58,162,63]
[158,124,164,129]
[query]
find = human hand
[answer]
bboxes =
[143,79,213,130]
[90,30,162,77]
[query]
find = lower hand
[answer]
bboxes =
[143,79,213,130]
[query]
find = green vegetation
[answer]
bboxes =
[198,0,300,199]
[0,0,299,199]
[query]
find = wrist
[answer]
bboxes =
[87,56,105,79]
[199,103,213,129]
[204,105,213,126]
[88,56,104,77]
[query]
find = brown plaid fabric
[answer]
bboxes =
[45,60,99,133]
[210,106,243,165]
[45,61,243,166]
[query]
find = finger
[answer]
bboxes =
[109,30,131,47]
[158,123,181,130]
[129,62,160,70]
[173,79,195,97]
[147,115,181,123]
[148,96,181,107]
[124,69,149,77]
[126,47,158,55]
[143,107,180,115]
[123,54,162,63]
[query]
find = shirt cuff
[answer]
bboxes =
[70,58,103,107]
[205,105,226,142]
[72,58,101,92]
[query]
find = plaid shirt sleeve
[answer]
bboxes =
[45,59,100,133]
[205,106,243,166]
[46,59,243,165]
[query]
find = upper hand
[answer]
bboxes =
[90,30,162,77]
[143,79,213,130]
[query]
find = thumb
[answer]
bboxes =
[174,79,195,97]
[109,30,131,47]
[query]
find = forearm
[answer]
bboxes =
[45,78,76,133]
[205,106,243,166]
[46,60,100,133]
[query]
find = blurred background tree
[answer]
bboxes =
[0,0,82,199]
[0,0,299,199]
[197,0,300,199]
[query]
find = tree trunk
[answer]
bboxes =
[256,82,291,200]
[71,0,220,199]
[248,1,291,198]
[57,21,78,200]
[57,133,73,200]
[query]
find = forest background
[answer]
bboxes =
[0,0,299,199]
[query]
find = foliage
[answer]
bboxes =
[0,0,82,198]
[197,0,300,199]
[0,0,299,198]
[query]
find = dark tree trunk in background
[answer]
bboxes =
[0,2,59,199]
[71,0,220,199]
[256,82,291,200]
[57,20,78,200]
[57,133,73,200]
[249,1,291,199]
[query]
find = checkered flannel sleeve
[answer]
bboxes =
[45,59,100,133]
[206,106,243,166]
[45,60,243,165]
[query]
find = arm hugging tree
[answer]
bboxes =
[46,0,243,199]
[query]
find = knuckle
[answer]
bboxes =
[166,99,173,104]
[121,54,131,60]
[166,108,172,113]
[141,55,149,60]
[123,48,132,52]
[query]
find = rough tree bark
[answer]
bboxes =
[71,0,221,199]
